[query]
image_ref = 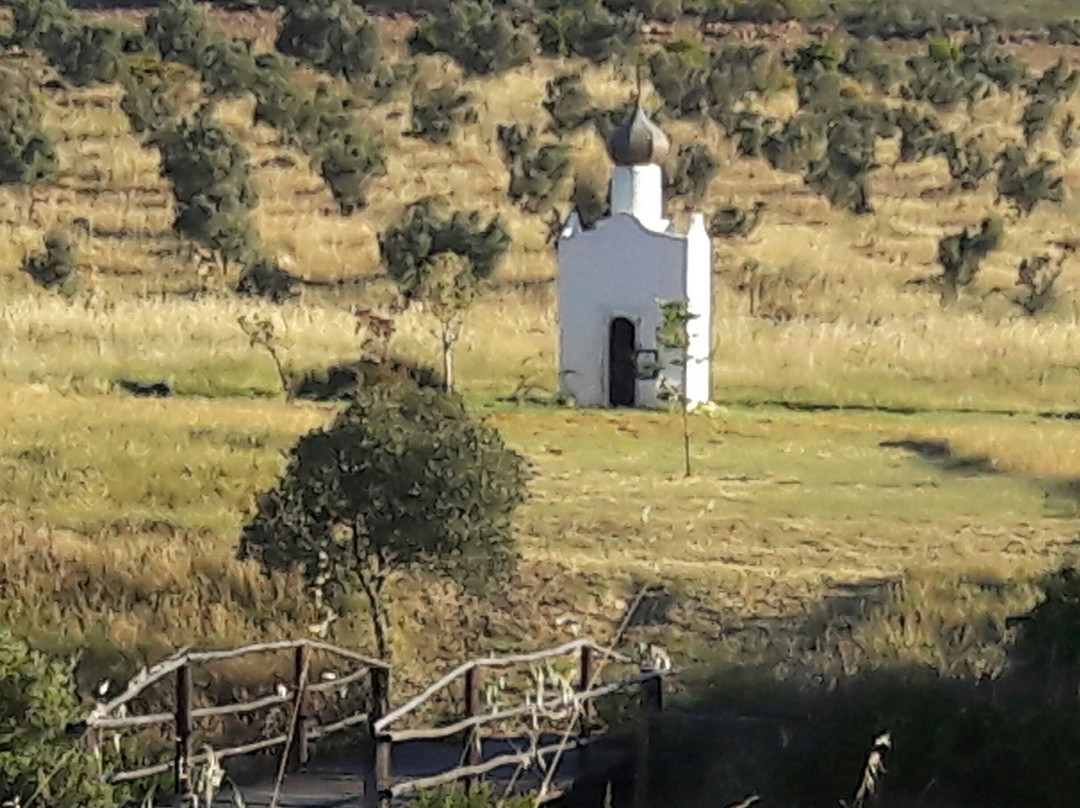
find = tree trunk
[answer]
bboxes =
[681,397,692,478]
[357,571,391,662]
[441,324,454,394]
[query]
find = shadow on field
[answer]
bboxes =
[879,438,999,475]
[567,567,1080,808]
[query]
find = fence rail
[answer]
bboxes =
[73,637,667,805]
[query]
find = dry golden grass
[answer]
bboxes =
[6,11,1080,705]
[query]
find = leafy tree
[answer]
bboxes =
[496,123,571,213]
[936,216,1003,303]
[664,142,718,206]
[938,132,993,192]
[409,84,476,145]
[0,625,117,807]
[236,257,301,304]
[380,200,510,302]
[649,39,711,119]
[146,0,258,97]
[543,73,594,134]
[654,299,696,478]
[412,251,482,393]
[537,1,639,64]
[317,123,386,214]
[571,174,609,229]
[410,0,533,76]
[0,68,57,186]
[804,115,878,214]
[145,0,213,66]
[1015,251,1070,317]
[895,107,943,163]
[10,0,77,46]
[118,56,202,135]
[237,377,529,660]
[153,110,259,263]
[276,0,381,81]
[996,145,1064,215]
[21,228,77,293]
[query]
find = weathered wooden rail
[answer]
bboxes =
[71,637,667,806]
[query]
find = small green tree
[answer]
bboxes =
[409,84,476,145]
[937,216,1003,304]
[237,377,529,660]
[118,56,202,136]
[410,0,533,76]
[655,299,696,478]
[153,110,260,264]
[275,0,381,81]
[665,142,719,207]
[571,174,609,229]
[537,1,639,64]
[542,73,594,135]
[417,252,480,394]
[496,123,570,213]
[0,68,58,186]
[380,200,511,290]
[21,228,78,294]
[996,145,1064,215]
[0,625,117,807]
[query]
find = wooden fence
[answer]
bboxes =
[71,637,667,805]
[71,639,389,796]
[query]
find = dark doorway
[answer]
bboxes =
[608,317,637,407]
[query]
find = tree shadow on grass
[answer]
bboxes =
[879,438,999,475]
[567,567,1080,808]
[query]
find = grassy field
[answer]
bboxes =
[5,11,1080,800]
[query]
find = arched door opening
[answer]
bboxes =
[608,317,637,407]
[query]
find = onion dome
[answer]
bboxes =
[607,104,670,167]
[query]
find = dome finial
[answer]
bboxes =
[606,64,669,167]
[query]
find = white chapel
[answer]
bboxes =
[557,102,712,409]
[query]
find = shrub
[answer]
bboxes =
[118,56,202,136]
[938,133,993,192]
[1021,96,1056,146]
[496,123,571,213]
[605,0,682,20]
[543,73,594,134]
[996,145,1064,215]
[237,376,528,659]
[804,115,878,214]
[704,44,781,121]
[275,0,380,80]
[145,0,213,66]
[316,124,386,214]
[235,257,301,303]
[727,110,780,159]
[16,0,128,89]
[937,216,1002,301]
[0,625,117,807]
[537,1,639,64]
[894,106,943,163]
[409,84,476,145]
[10,0,77,47]
[571,173,609,228]
[763,113,825,174]
[0,69,58,186]
[649,39,711,119]
[839,37,894,93]
[665,142,719,205]
[590,98,637,141]
[152,110,259,262]
[410,0,533,76]
[380,200,511,290]
[21,228,77,293]
[1015,252,1068,316]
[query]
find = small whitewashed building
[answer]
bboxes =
[557,103,712,408]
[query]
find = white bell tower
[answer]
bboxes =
[556,92,713,409]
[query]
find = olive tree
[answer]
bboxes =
[0,625,116,807]
[237,376,529,660]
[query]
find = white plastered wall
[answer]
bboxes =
[558,214,688,408]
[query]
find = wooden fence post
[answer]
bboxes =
[370,666,392,808]
[578,645,594,736]
[290,643,311,771]
[174,662,193,798]
[463,666,483,793]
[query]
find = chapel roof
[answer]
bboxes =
[606,104,670,167]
